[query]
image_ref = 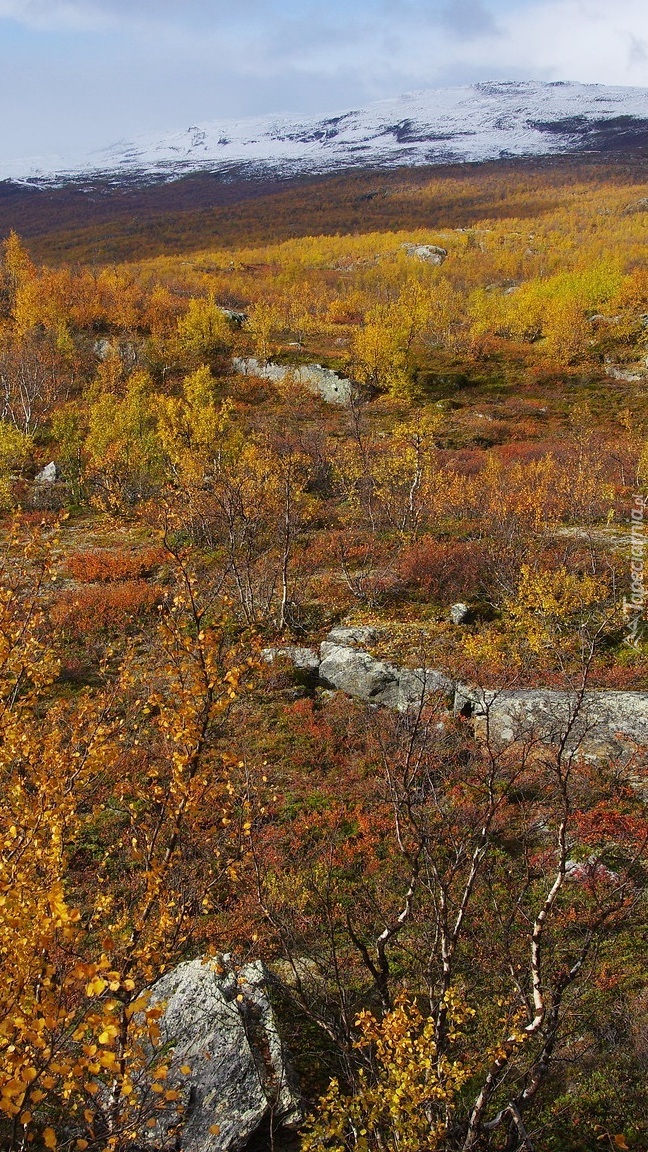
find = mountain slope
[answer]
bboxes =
[7,81,648,187]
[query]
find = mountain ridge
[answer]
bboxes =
[7,80,648,188]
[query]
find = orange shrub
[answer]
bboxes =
[398,538,487,604]
[51,580,163,637]
[65,546,167,583]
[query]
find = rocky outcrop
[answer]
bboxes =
[146,957,301,1152]
[454,686,648,756]
[262,646,320,675]
[30,461,67,510]
[325,625,379,647]
[219,308,248,325]
[232,357,355,405]
[264,627,648,756]
[319,641,402,707]
[318,640,452,712]
[262,646,320,686]
[401,243,448,264]
[604,358,647,382]
[35,462,58,484]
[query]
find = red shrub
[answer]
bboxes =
[52,580,163,638]
[398,538,487,603]
[16,510,60,527]
[65,546,167,583]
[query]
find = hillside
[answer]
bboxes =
[0,148,646,1152]
[8,81,648,186]
[3,153,648,265]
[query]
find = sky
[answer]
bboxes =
[2,0,648,163]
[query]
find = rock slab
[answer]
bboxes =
[319,636,453,712]
[261,629,648,755]
[148,958,301,1152]
[454,686,648,755]
[35,461,57,483]
[232,357,355,405]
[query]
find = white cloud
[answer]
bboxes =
[472,0,648,85]
[2,0,648,91]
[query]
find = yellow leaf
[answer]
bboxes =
[209,1125,221,1136]
[43,1129,57,1149]
[613,1138,630,1151]
[85,978,107,997]
[180,1065,191,1075]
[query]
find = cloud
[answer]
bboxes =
[481,0,648,84]
[0,0,271,29]
[439,0,500,39]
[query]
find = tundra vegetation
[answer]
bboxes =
[0,159,646,1152]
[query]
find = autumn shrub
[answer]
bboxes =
[398,537,488,603]
[15,510,60,527]
[64,546,167,583]
[52,580,163,637]
[302,994,474,1152]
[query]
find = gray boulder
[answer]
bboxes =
[319,642,452,712]
[262,646,320,675]
[402,243,448,264]
[604,359,647,382]
[397,667,454,711]
[219,308,248,325]
[449,603,471,626]
[93,338,113,360]
[231,357,355,405]
[35,461,58,484]
[454,686,648,756]
[319,642,401,707]
[146,957,301,1152]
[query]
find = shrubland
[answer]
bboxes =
[0,159,646,1151]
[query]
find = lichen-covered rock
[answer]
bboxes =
[146,957,301,1152]
[449,603,471,625]
[231,357,355,405]
[455,686,648,755]
[397,667,454,712]
[401,243,448,264]
[319,642,401,706]
[219,308,247,325]
[319,643,452,712]
[35,461,58,484]
[262,646,320,675]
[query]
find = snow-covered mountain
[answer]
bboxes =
[7,81,648,187]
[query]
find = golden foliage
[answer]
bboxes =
[302,994,475,1152]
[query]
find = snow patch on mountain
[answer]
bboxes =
[5,81,648,186]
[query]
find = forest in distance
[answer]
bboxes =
[0,154,646,1152]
